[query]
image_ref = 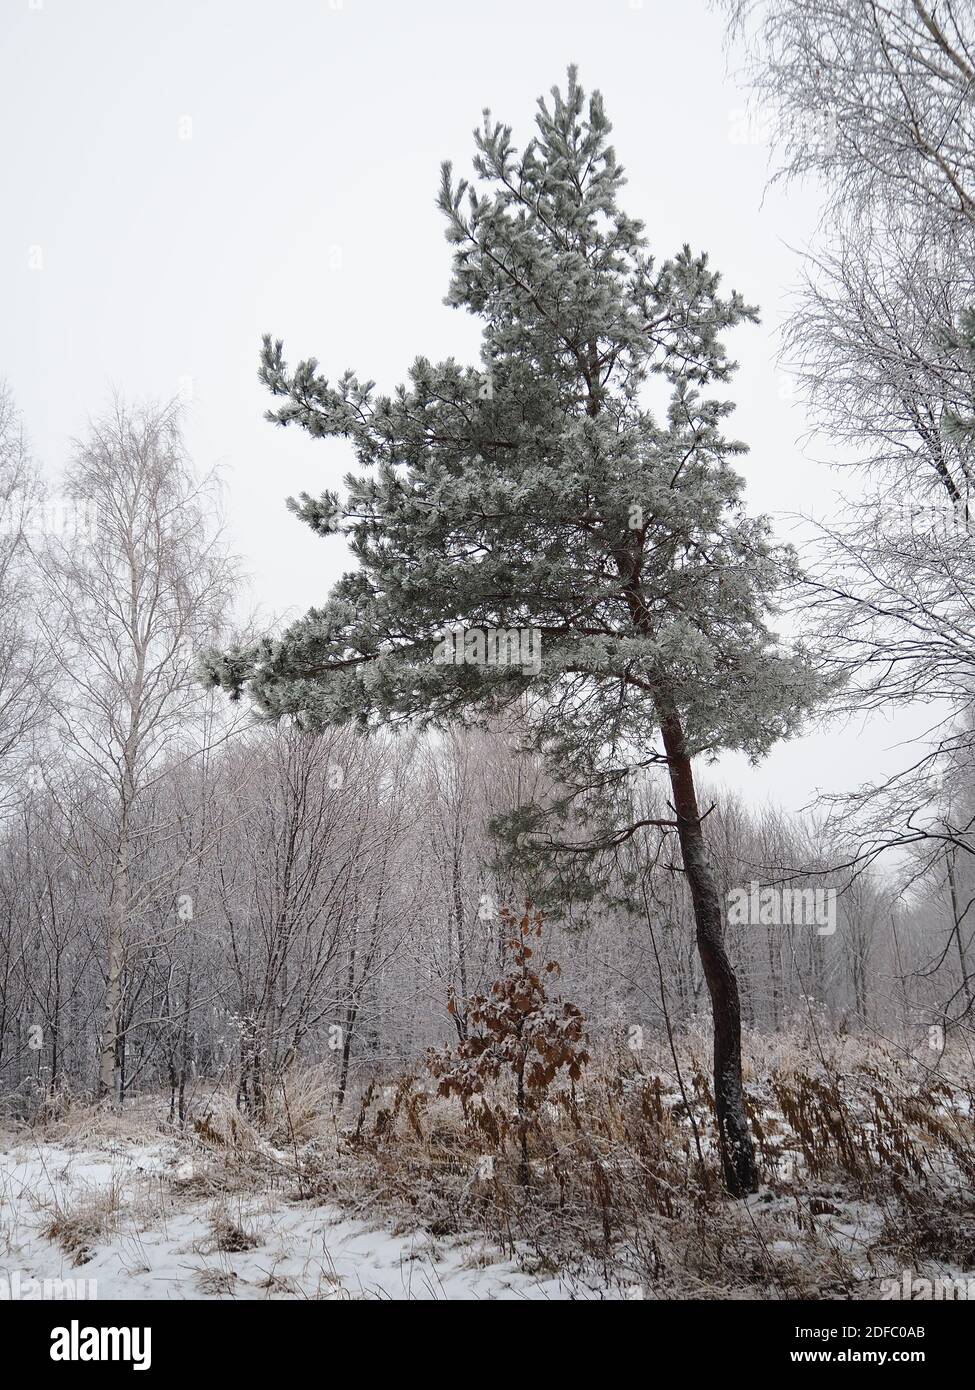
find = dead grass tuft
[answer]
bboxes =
[41,1176,126,1264]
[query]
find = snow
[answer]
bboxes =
[0,1138,616,1300]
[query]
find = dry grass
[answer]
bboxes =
[198,1199,263,1254]
[41,1174,127,1264]
[194,1268,240,1296]
[296,1032,975,1298]
[10,1036,975,1298]
[8,1091,169,1147]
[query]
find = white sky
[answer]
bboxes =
[0,0,934,817]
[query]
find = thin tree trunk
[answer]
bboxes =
[655,692,759,1197]
[336,923,358,1107]
[451,840,469,1039]
[516,1053,529,1187]
[337,1000,357,1107]
[99,837,128,1102]
[946,846,973,1009]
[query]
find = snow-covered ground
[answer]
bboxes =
[0,1136,617,1300]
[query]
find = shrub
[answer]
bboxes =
[428,907,589,1184]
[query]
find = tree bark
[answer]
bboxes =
[946,845,973,1010]
[98,833,128,1103]
[655,691,759,1197]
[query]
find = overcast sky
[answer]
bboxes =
[0,0,932,817]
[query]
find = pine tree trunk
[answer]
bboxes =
[655,692,759,1197]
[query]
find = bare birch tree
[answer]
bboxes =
[33,399,238,1101]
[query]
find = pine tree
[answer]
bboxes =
[205,68,827,1195]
